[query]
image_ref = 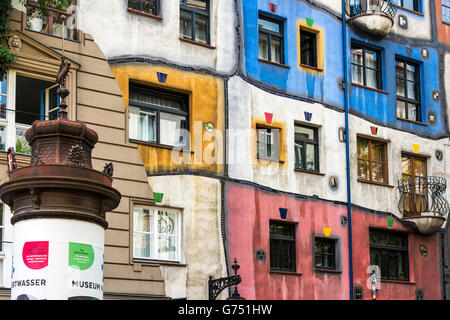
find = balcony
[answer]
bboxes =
[398,177,449,235]
[346,0,397,38]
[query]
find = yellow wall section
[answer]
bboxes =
[297,20,325,75]
[111,64,224,175]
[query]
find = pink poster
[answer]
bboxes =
[22,241,49,270]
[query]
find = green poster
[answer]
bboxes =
[69,243,95,271]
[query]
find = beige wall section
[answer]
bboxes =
[148,175,228,299]
[1,9,165,299]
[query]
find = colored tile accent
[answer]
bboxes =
[279,208,288,219]
[304,111,312,121]
[413,144,420,153]
[370,126,378,135]
[387,218,394,228]
[323,227,331,237]
[269,2,277,13]
[306,17,314,27]
[154,192,164,203]
[264,112,273,124]
[157,72,168,83]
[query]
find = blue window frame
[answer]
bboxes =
[443,0,450,23]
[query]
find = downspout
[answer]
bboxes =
[341,0,354,300]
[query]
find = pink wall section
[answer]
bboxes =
[226,182,442,300]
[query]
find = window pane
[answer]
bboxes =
[258,18,280,33]
[402,0,416,11]
[270,37,282,63]
[134,207,153,232]
[133,233,152,258]
[258,33,269,60]
[414,159,426,177]
[183,0,207,11]
[372,162,385,183]
[370,229,407,247]
[180,11,193,40]
[270,238,280,269]
[365,68,377,88]
[388,251,407,279]
[370,248,388,277]
[397,100,406,119]
[128,0,141,10]
[294,143,304,169]
[0,127,5,151]
[295,125,315,141]
[365,50,378,69]
[300,30,317,67]
[370,142,385,162]
[306,144,316,171]
[160,112,187,147]
[281,241,295,270]
[351,65,364,85]
[407,103,417,121]
[357,159,369,180]
[406,64,416,81]
[16,128,31,155]
[396,78,405,97]
[407,81,417,100]
[351,48,363,65]
[158,211,177,235]
[357,138,369,159]
[158,235,177,260]
[396,61,405,78]
[0,78,6,120]
[401,156,411,175]
[195,14,208,43]
[142,0,157,14]
[270,222,294,237]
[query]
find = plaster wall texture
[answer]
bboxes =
[348,113,450,223]
[227,76,347,203]
[446,53,450,120]
[389,0,432,41]
[77,0,237,74]
[148,175,228,300]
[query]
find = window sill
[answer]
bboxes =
[257,157,285,164]
[380,279,415,285]
[129,139,194,153]
[314,268,341,274]
[258,59,290,69]
[133,259,186,267]
[357,179,395,188]
[397,117,428,127]
[269,270,302,276]
[351,83,388,95]
[391,4,424,16]
[179,37,216,50]
[127,8,162,20]
[294,168,325,176]
[443,22,450,27]
[299,64,324,73]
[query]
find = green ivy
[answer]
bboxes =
[0,0,73,80]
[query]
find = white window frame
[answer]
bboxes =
[133,205,182,263]
[257,126,279,161]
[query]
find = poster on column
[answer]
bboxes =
[67,242,104,300]
[11,241,49,300]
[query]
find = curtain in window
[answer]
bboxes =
[129,106,156,142]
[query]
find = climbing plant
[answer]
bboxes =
[0,0,72,80]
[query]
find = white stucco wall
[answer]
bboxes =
[389,0,433,41]
[227,76,348,203]
[148,175,228,300]
[77,0,237,74]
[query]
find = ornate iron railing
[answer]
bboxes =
[348,0,397,19]
[398,176,449,217]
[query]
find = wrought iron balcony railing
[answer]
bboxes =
[348,0,397,19]
[398,176,449,218]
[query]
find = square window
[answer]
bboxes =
[369,229,409,281]
[133,205,181,262]
[257,126,279,161]
[258,15,284,64]
[300,29,318,68]
[351,44,382,90]
[357,137,388,184]
[314,237,337,270]
[270,221,296,272]
[128,83,189,148]
[401,154,427,216]
[393,0,419,12]
[396,58,421,122]
[180,0,210,44]
[294,124,319,172]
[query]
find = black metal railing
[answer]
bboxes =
[348,0,397,19]
[398,176,449,217]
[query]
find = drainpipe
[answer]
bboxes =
[341,0,354,300]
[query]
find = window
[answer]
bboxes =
[258,15,284,64]
[314,237,337,270]
[257,126,279,161]
[133,205,181,262]
[1,72,59,155]
[180,0,210,44]
[270,221,296,272]
[357,137,388,184]
[294,124,319,172]
[129,84,189,148]
[26,0,78,40]
[401,154,427,215]
[300,29,317,68]
[396,59,421,122]
[393,0,419,12]
[351,44,382,90]
[128,0,158,16]
[369,229,409,281]
[443,0,450,23]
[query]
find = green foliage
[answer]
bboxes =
[0,0,14,81]
[20,0,73,17]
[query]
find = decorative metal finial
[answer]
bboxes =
[56,15,70,120]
